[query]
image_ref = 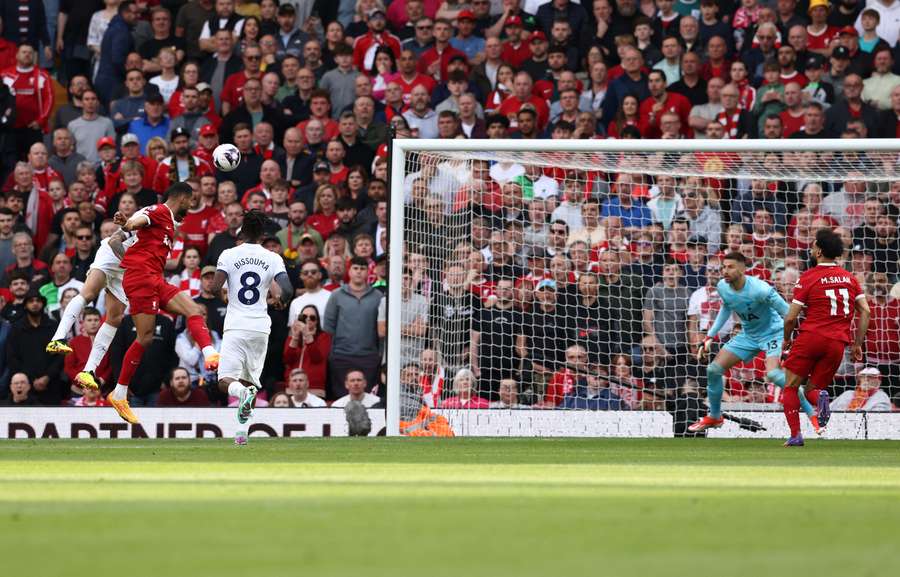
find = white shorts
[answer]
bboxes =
[217,329,270,387]
[89,245,128,306]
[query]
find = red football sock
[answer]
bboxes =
[782,386,801,437]
[117,341,146,387]
[187,315,212,350]
[804,387,820,406]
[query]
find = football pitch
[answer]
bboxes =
[1,438,898,577]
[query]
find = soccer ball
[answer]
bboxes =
[213,144,241,172]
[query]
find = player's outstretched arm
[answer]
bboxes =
[852,296,871,362]
[698,303,731,361]
[765,286,790,317]
[107,229,131,261]
[122,212,152,233]
[210,270,228,295]
[273,272,293,308]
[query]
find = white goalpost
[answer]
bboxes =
[387,139,900,438]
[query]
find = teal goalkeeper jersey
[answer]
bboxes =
[708,276,789,340]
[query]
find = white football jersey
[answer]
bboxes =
[216,243,287,333]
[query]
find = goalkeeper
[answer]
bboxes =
[689,253,818,433]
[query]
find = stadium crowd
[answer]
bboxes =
[0,0,898,422]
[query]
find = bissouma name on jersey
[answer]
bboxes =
[232,257,270,270]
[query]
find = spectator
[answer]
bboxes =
[1,270,30,323]
[193,266,227,336]
[6,290,64,405]
[3,232,49,287]
[94,2,138,106]
[68,90,115,164]
[826,73,880,137]
[0,44,54,159]
[283,304,331,397]
[403,84,439,138]
[561,369,624,410]
[1,372,35,406]
[157,367,211,407]
[39,253,84,313]
[440,368,490,408]
[331,369,382,408]
[48,129,86,188]
[830,366,893,411]
[642,261,692,357]
[285,368,326,407]
[323,256,382,399]
[601,173,652,228]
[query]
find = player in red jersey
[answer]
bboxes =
[106,182,220,424]
[781,229,870,447]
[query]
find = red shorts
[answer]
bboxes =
[122,269,180,315]
[783,333,847,389]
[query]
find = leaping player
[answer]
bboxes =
[44,226,135,390]
[209,210,293,445]
[781,229,870,447]
[689,252,819,434]
[105,182,220,424]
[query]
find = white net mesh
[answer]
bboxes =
[391,142,900,437]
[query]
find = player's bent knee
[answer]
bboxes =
[707,362,725,379]
[766,368,782,382]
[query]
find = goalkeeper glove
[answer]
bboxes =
[696,336,715,361]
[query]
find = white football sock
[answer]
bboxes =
[227,381,244,398]
[51,294,86,341]
[83,322,118,373]
[112,384,128,401]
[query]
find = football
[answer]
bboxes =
[213,144,241,172]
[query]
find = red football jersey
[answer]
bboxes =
[121,204,177,275]
[179,205,219,257]
[791,263,863,344]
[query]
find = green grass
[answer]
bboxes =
[1,438,898,577]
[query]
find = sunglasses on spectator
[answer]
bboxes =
[76,235,93,240]
[245,54,262,61]
[299,315,318,321]
[417,24,433,30]
[301,269,319,275]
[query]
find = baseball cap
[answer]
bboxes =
[171,127,190,140]
[805,53,825,70]
[838,25,858,37]
[262,234,281,245]
[313,161,330,172]
[530,30,547,43]
[505,15,523,27]
[832,45,850,59]
[145,92,164,104]
[536,278,557,291]
[96,136,116,151]
[686,234,708,247]
[199,124,217,137]
[121,133,140,146]
[201,265,217,277]
[299,233,317,244]
[807,0,830,13]
[368,8,386,19]
[457,9,476,21]
[859,366,882,377]
[196,82,212,93]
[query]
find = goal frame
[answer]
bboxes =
[385,138,899,436]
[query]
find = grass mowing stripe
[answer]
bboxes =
[0,438,898,577]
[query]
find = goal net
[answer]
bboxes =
[386,139,900,437]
